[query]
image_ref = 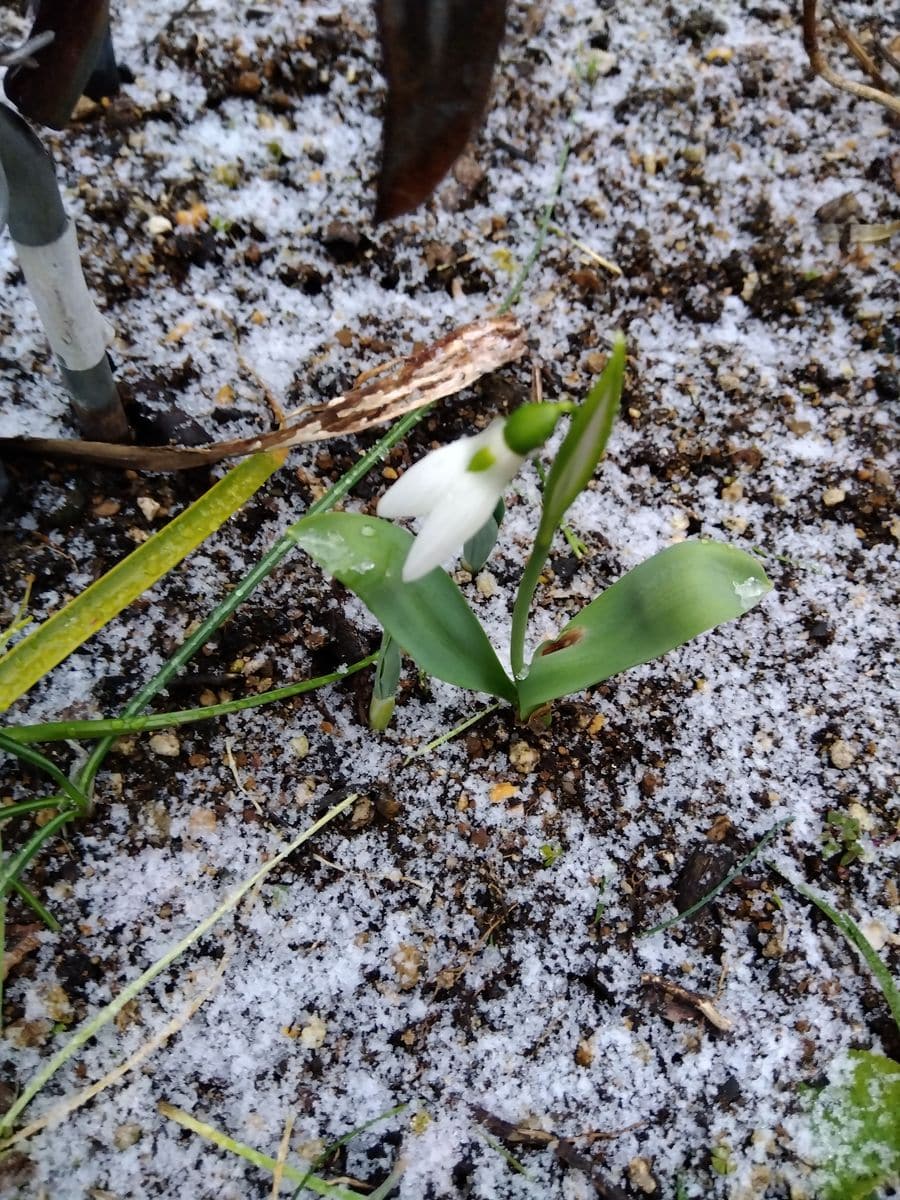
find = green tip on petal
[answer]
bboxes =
[503,403,566,455]
[467,446,497,472]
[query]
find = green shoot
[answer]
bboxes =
[640,818,793,938]
[539,842,563,868]
[369,632,401,732]
[821,810,865,866]
[768,865,900,1035]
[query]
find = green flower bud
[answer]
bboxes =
[502,403,567,455]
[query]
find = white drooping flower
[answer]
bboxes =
[377,418,525,581]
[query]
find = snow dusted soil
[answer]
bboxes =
[0,1,897,1197]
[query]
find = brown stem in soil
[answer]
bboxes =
[801,0,900,117]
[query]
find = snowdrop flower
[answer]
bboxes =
[378,403,566,581]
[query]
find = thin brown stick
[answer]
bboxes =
[1,931,41,980]
[802,0,900,116]
[640,971,734,1032]
[827,8,893,95]
[472,1107,631,1200]
[271,1111,296,1199]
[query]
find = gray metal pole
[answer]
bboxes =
[0,103,128,440]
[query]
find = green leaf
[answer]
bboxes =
[369,630,401,731]
[292,513,516,702]
[809,1051,900,1200]
[462,499,505,574]
[517,540,771,715]
[0,451,285,712]
[537,333,625,541]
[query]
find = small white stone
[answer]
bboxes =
[300,1014,326,1049]
[289,734,309,759]
[829,739,856,769]
[861,920,889,952]
[146,214,173,236]
[137,496,161,521]
[475,570,497,598]
[822,486,846,507]
[509,740,540,775]
[628,1157,657,1194]
[149,731,180,757]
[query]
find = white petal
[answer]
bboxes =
[401,476,500,581]
[377,438,473,519]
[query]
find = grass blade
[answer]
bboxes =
[158,1103,369,1200]
[0,791,355,1135]
[0,450,285,712]
[640,817,793,937]
[2,654,377,744]
[769,864,900,1035]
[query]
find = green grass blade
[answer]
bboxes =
[518,540,771,716]
[158,1103,369,1200]
[0,791,355,1136]
[0,451,285,712]
[769,865,900,1035]
[2,654,377,745]
[293,1103,407,1197]
[640,817,793,937]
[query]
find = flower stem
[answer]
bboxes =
[509,532,553,682]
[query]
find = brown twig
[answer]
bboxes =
[472,1107,631,1200]
[802,0,900,116]
[827,8,894,95]
[641,972,734,1032]
[1,930,41,981]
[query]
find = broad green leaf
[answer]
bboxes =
[537,333,625,541]
[809,1051,900,1200]
[517,540,770,715]
[292,513,516,702]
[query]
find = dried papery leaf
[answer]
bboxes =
[4,0,110,129]
[0,316,527,472]
[819,220,900,245]
[375,0,507,221]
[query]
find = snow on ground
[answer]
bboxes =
[0,1,897,1197]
